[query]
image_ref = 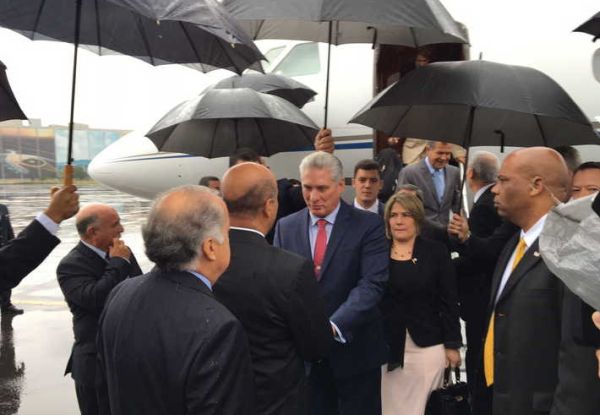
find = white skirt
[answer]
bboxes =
[381,331,446,415]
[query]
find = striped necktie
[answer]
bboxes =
[483,237,527,386]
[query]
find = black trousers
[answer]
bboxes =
[0,289,12,307]
[308,360,381,415]
[75,382,99,415]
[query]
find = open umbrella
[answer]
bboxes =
[349,60,599,150]
[212,73,316,107]
[0,60,27,122]
[0,0,264,184]
[147,88,319,158]
[574,11,600,42]
[223,0,468,126]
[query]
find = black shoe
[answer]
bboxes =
[1,304,24,315]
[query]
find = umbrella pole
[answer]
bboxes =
[64,0,82,186]
[458,106,476,216]
[323,21,333,128]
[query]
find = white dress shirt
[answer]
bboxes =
[353,199,380,214]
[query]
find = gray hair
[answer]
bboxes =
[396,183,425,203]
[76,213,99,237]
[469,151,499,184]
[143,185,226,271]
[299,151,344,182]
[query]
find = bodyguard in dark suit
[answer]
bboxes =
[215,163,332,415]
[397,141,461,226]
[473,147,597,415]
[274,152,389,415]
[0,185,78,292]
[452,152,502,391]
[97,186,255,415]
[351,159,384,215]
[0,203,22,314]
[57,203,142,415]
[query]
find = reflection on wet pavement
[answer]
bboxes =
[0,185,153,415]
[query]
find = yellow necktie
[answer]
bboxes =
[483,237,527,386]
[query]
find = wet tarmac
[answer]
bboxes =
[0,184,153,415]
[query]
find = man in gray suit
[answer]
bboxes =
[397,141,460,226]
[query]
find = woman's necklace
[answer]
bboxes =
[391,244,412,260]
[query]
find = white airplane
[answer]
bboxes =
[89,38,600,200]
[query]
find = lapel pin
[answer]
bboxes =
[533,251,540,257]
[412,258,418,264]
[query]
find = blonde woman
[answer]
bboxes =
[380,192,462,414]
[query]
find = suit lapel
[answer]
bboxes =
[320,202,351,277]
[297,209,312,260]
[489,234,519,310]
[419,161,440,208]
[496,239,541,305]
[76,241,107,271]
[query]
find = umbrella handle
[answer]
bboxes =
[63,165,74,186]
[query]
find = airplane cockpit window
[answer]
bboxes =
[262,46,286,72]
[273,42,320,77]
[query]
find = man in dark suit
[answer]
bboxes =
[397,141,461,226]
[57,203,142,415]
[0,203,22,315]
[474,147,591,415]
[453,152,502,392]
[274,152,389,415]
[0,185,79,292]
[97,186,255,414]
[214,162,332,415]
[351,159,384,215]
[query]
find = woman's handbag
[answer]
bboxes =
[425,367,471,415]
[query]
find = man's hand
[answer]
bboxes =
[109,238,131,260]
[445,348,461,368]
[314,128,334,153]
[448,213,470,242]
[44,185,79,224]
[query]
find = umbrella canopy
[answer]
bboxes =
[147,88,319,158]
[540,194,600,310]
[212,73,317,107]
[350,60,599,149]
[0,60,27,122]
[574,11,600,41]
[223,0,467,46]
[0,0,264,73]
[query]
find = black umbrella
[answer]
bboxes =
[223,0,468,126]
[574,11,600,42]
[0,0,264,183]
[350,60,599,150]
[147,88,319,158]
[0,60,27,122]
[212,73,317,107]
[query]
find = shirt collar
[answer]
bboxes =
[187,271,212,291]
[309,202,341,226]
[81,240,108,260]
[424,156,440,174]
[520,214,548,249]
[473,183,495,204]
[229,226,265,238]
[353,198,379,214]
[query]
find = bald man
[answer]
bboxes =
[57,203,142,415]
[97,186,255,414]
[473,147,574,415]
[214,163,332,415]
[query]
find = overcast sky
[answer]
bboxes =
[0,0,598,131]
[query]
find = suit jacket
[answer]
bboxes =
[57,241,142,386]
[397,159,460,226]
[214,229,332,415]
[274,201,389,378]
[455,187,503,323]
[478,235,564,415]
[0,219,59,292]
[97,270,256,415]
[0,204,15,246]
[381,237,462,367]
